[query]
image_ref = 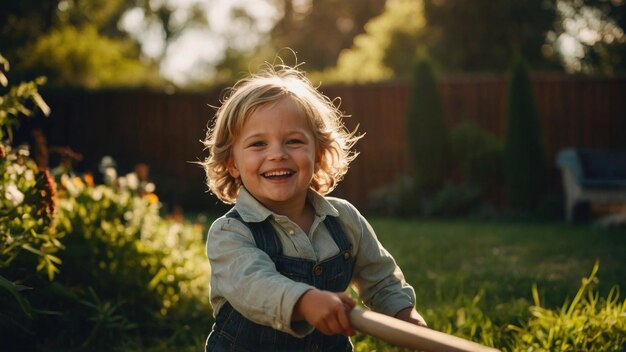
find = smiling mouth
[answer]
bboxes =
[262,170,295,179]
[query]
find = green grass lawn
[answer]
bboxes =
[350,218,626,351]
[373,219,626,304]
[157,217,626,351]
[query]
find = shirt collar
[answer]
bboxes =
[233,187,339,223]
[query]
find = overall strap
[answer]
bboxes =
[225,208,283,259]
[323,215,353,253]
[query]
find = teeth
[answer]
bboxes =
[264,170,292,177]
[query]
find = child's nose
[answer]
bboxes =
[268,144,288,161]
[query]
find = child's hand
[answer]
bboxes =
[395,307,428,328]
[294,289,356,336]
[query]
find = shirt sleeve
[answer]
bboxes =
[206,217,314,337]
[340,202,416,317]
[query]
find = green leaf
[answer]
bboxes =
[0,275,33,318]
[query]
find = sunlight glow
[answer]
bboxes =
[119,0,278,85]
[120,8,165,59]
[161,28,221,84]
[553,1,625,73]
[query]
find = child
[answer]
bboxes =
[201,64,426,351]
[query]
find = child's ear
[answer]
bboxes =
[314,151,322,173]
[227,159,240,179]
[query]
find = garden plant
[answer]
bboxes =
[503,56,548,212]
[406,56,449,200]
[0,54,212,351]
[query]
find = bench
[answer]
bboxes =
[556,148,626,222]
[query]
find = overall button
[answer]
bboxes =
[311,343,319,352]
[313,265,323,276]
[343,251,351,260]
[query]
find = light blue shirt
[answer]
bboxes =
[206,188,416,337]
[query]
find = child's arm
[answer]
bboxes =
[395,306,428,327]
[292,289,356,336]
[331,199,426,325]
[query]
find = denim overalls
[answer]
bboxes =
[206,209,355,352]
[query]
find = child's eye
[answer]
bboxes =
[287,139,304,145]
[247,141,266,148]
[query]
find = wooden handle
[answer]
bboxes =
[349,307,500,352]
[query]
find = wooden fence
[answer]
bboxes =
[34,74,626,211]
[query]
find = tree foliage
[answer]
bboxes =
[547,0,626,75]
[1,0,129,59]
[0,0,187,88]
[423,0,558,72]
[265,0,387,72]
[323,0,624,81]
[503,56,547,211]
[322,0,427,83]
[18,25,158,89]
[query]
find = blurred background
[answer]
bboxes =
[2,1,626,351]
[4,0,626,85]
[2,0,625,217]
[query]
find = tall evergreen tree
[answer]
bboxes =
[503,56,547,211]
[406,57,448,197]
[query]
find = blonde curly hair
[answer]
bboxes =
[200,64,361,204]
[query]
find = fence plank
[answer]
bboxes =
[36,75,625,210]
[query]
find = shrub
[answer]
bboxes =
[1,54,211,350]
[366,174,415,216]
[0,53,58,277]
[503,56,547,211]
[421,183,485,218]
[0,146,62,279]
[0,53,65,341]
[2,163,212,350]
[0,146,66,349]
[449,122,504,190]
[370,122,503,218]
[406,57,449,198]
[20,168,211,350]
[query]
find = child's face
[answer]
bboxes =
[228,96,319,212]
